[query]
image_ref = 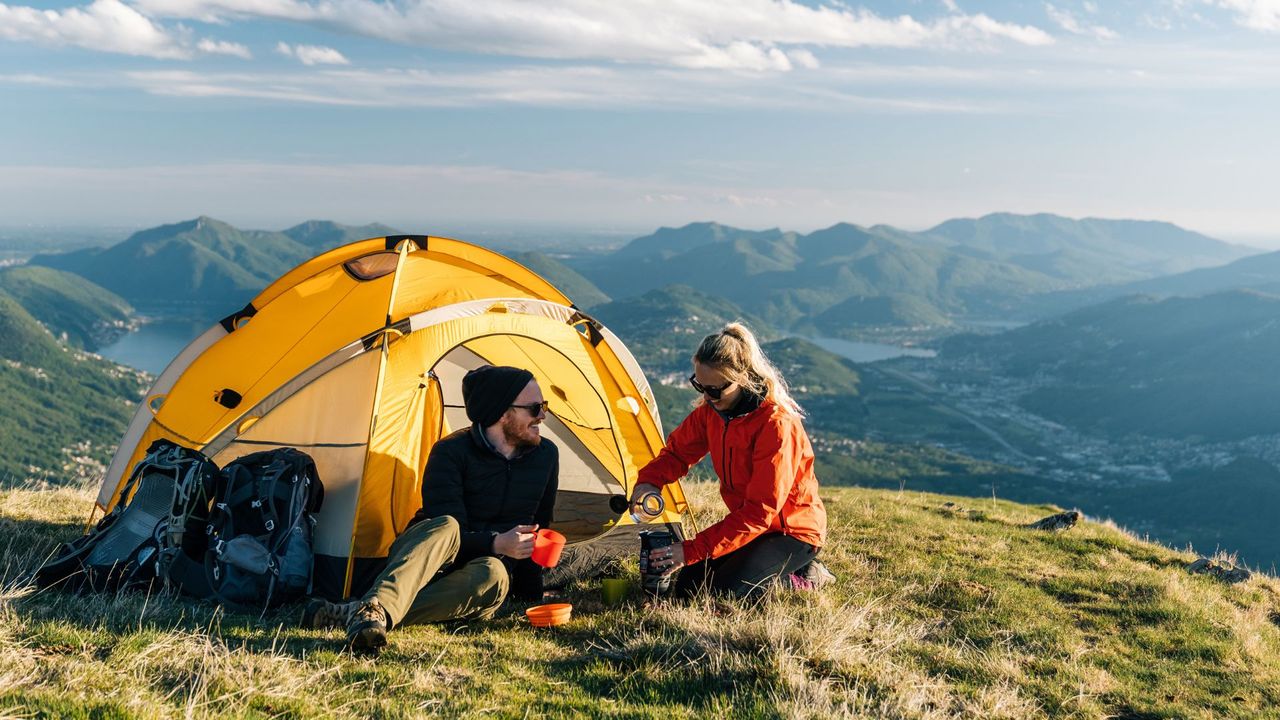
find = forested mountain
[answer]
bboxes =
[0,295,146,483]
[922,212,1254,284]
[0,266,133,350]
[1023,247,1280,319]
[509,251,609,309]
[942,290,1280,440]
[589,285,776,375]
[282,220,401,251]
[29,217,396,316]
[572,221,1063,332]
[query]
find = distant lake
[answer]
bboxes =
[959,319,1028,331]
[97,317,208,375]
[98,322,937,376]
[803,336,937,363]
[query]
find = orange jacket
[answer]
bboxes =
[637,398,826,566]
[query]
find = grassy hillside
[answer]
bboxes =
[3,481,1278,718]
[0,295,147,484]
[1094,457,1280,574]
[0,265,134,350]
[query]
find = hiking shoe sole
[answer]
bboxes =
[347,621,388,654]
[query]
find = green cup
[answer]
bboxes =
[601,578,630,606]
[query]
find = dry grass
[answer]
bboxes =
[2,481,1279,718]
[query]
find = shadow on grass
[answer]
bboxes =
[1,515,92,598]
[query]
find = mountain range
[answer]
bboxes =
[25,213,1256,341]
[1023,246,1280,319]
[942,289,1280,441]
[920,213,1252,283]
[570,214,1253,336]
[29,217,398,316]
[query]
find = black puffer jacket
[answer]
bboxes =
[411,425,558,598]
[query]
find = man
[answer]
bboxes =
[302,364,559,652]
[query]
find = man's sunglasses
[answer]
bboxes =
[689,376,732,399]
[510,400,550,416]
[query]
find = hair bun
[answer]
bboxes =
[722,322,748,341]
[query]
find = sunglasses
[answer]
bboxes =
[510,400,550,416]
[688,375,732,400]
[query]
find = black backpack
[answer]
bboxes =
[203,447,324,610]
[35,440,219,593]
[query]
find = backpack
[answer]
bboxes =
[35,440,219,593]
[203,447,324,610]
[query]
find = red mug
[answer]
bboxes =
[531,528,566,568]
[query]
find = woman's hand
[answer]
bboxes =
[630,482,662,505]
[647,541,686,576]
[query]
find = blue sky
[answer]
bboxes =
[2,0,1279,244]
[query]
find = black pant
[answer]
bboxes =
[673,532,817,599]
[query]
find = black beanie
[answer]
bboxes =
[462,365,535,428]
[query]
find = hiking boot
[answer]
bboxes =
[300,598,359,631]
[796,559,837,590]
[346,598,389,654]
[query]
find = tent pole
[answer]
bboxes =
[343,238,416,597]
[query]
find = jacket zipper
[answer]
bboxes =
[499,461,512,517]
[721,420,733,491]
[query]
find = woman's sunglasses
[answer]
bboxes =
[510,400,550,416]
[688,376,732,400]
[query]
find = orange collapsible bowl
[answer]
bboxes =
[525,603,573,627]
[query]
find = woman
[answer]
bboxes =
[631,322,827,598]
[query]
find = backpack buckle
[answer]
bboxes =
[264,520,275,532]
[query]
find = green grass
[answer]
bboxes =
[3,482,1279,718]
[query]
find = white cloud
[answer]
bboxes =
[0,73,75,85]
[130,0,1053,72]
[276,41,348,65]
[788,49,820,69]
[120,63,1018,113]
[1045,3,1118,39]
[197,37,251,58]
[1214,0,1280,30]
[0,0,188,58]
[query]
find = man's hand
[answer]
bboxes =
[493,524,538,559]
[647,541,685,576]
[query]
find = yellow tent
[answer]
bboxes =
[93,235,689,598]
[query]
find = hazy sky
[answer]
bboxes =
[2,0,1279,244]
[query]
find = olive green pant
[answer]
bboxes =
[363,515,510,629]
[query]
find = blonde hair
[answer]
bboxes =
[693,322,804,416]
